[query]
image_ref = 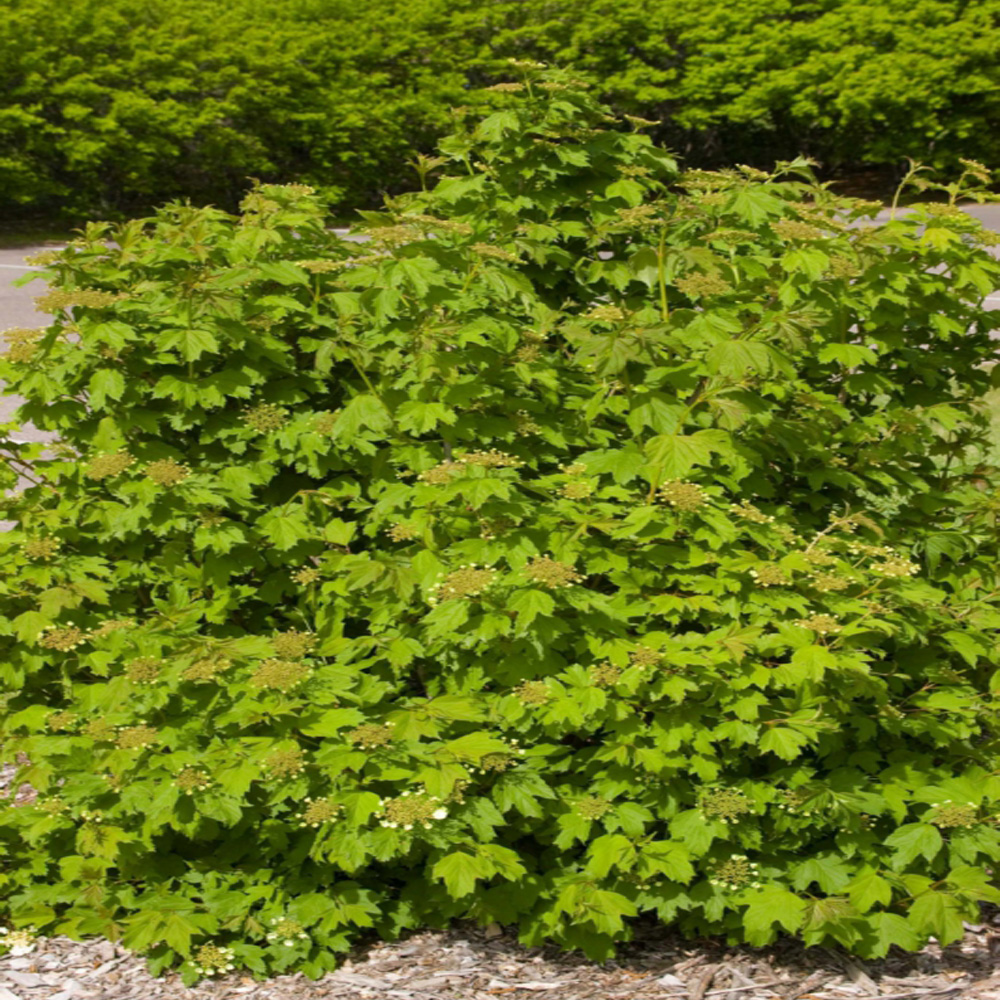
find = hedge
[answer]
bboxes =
[2,0,1000,221]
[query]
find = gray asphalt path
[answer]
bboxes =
[4,207,1000,440]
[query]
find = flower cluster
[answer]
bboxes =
[47,711,75,731]
[190,944,236,977]
[418,460,466,484]
[347,722,395,749]
[703,228,758,246]
[387,522,419,542]
[266,918,309,947]
[872,555,920,578]
[367,225,419,247]
[749,564,788,587]
[471,243,520,262]
[657,480,708,511]
[460,449,523,468]
[809,572,850,593]
[266,747,306,779]
[576,795,612,820]
[524,556,582,589]
[299,796,342,827]
[292,566,322,585]
[243,403,288,433]
[0,926,37,956]
[116,724,158,750]
[630,646,662,669]
[83,719,115,741]
[560,481,593,500]
[794,613,841,634]
[472,739,526,774]
[675,273,732,298]
[775,788,812,813]
[802,547,836,567]
[90,618,135,637]
[514,410,541,436]
[729,500,774,524]
[929,801,979,829]
[174,768,212,794]
[126,657,163,683]
[710,856,761,890]
[514,680,551,705]
[379,791,448,830]
[85,451,135,480]
[589,661,622,687]
[313,411,340,434]
[23,537,60,560]
[700,788,752,824]
[484,82,526,94]
[39,624,87,651]
[271,629,316,658]
[772,219,826,241]
[614,204,660,229]
[251,659,311,691]
[145,459,190,486]
[182,657,231,682]
[428,565,498,605]
[585,304,626,322]
[35,289,127,312]
[3,326,43,363]
[826,255,861,279]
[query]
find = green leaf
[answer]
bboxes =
[586,834,636,878]
[507,588,555,626]
[758,726,809,761]
[884,823,943,869]
[861,911,923,958]
[847,867,893,913]
[257,510,311,550]
[705,340,775,377]
[330,394,392,442]
[432,851,493,898]
[908,891,967,946]
[644,428,732,477]
[817,343,878,367]
[396,401,456,434]
[791,856,852,893]
[729,186,784,225]
[742,888,806,945]
[88,369,125,409]
[156,328,219,361]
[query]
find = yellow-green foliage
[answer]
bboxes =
[3,70,1000,982]
[3,0,1000,218]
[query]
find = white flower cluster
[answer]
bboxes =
[266,917,309,947]
[0,926,37,956]
[378,790,449,831]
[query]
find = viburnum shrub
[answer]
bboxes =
[4,64,1000,979]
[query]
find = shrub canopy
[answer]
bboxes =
[3,0,1000,219]
[3,69,1000,979]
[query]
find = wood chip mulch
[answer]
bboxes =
[1,916,999,1000]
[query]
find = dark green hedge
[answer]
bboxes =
[3,0,1000,220]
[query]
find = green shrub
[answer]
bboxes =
[4,0,1000,221]
[4,68,1000,979]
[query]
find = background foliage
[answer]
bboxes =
[3,0,1000,220]
[2,71,1000,978]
